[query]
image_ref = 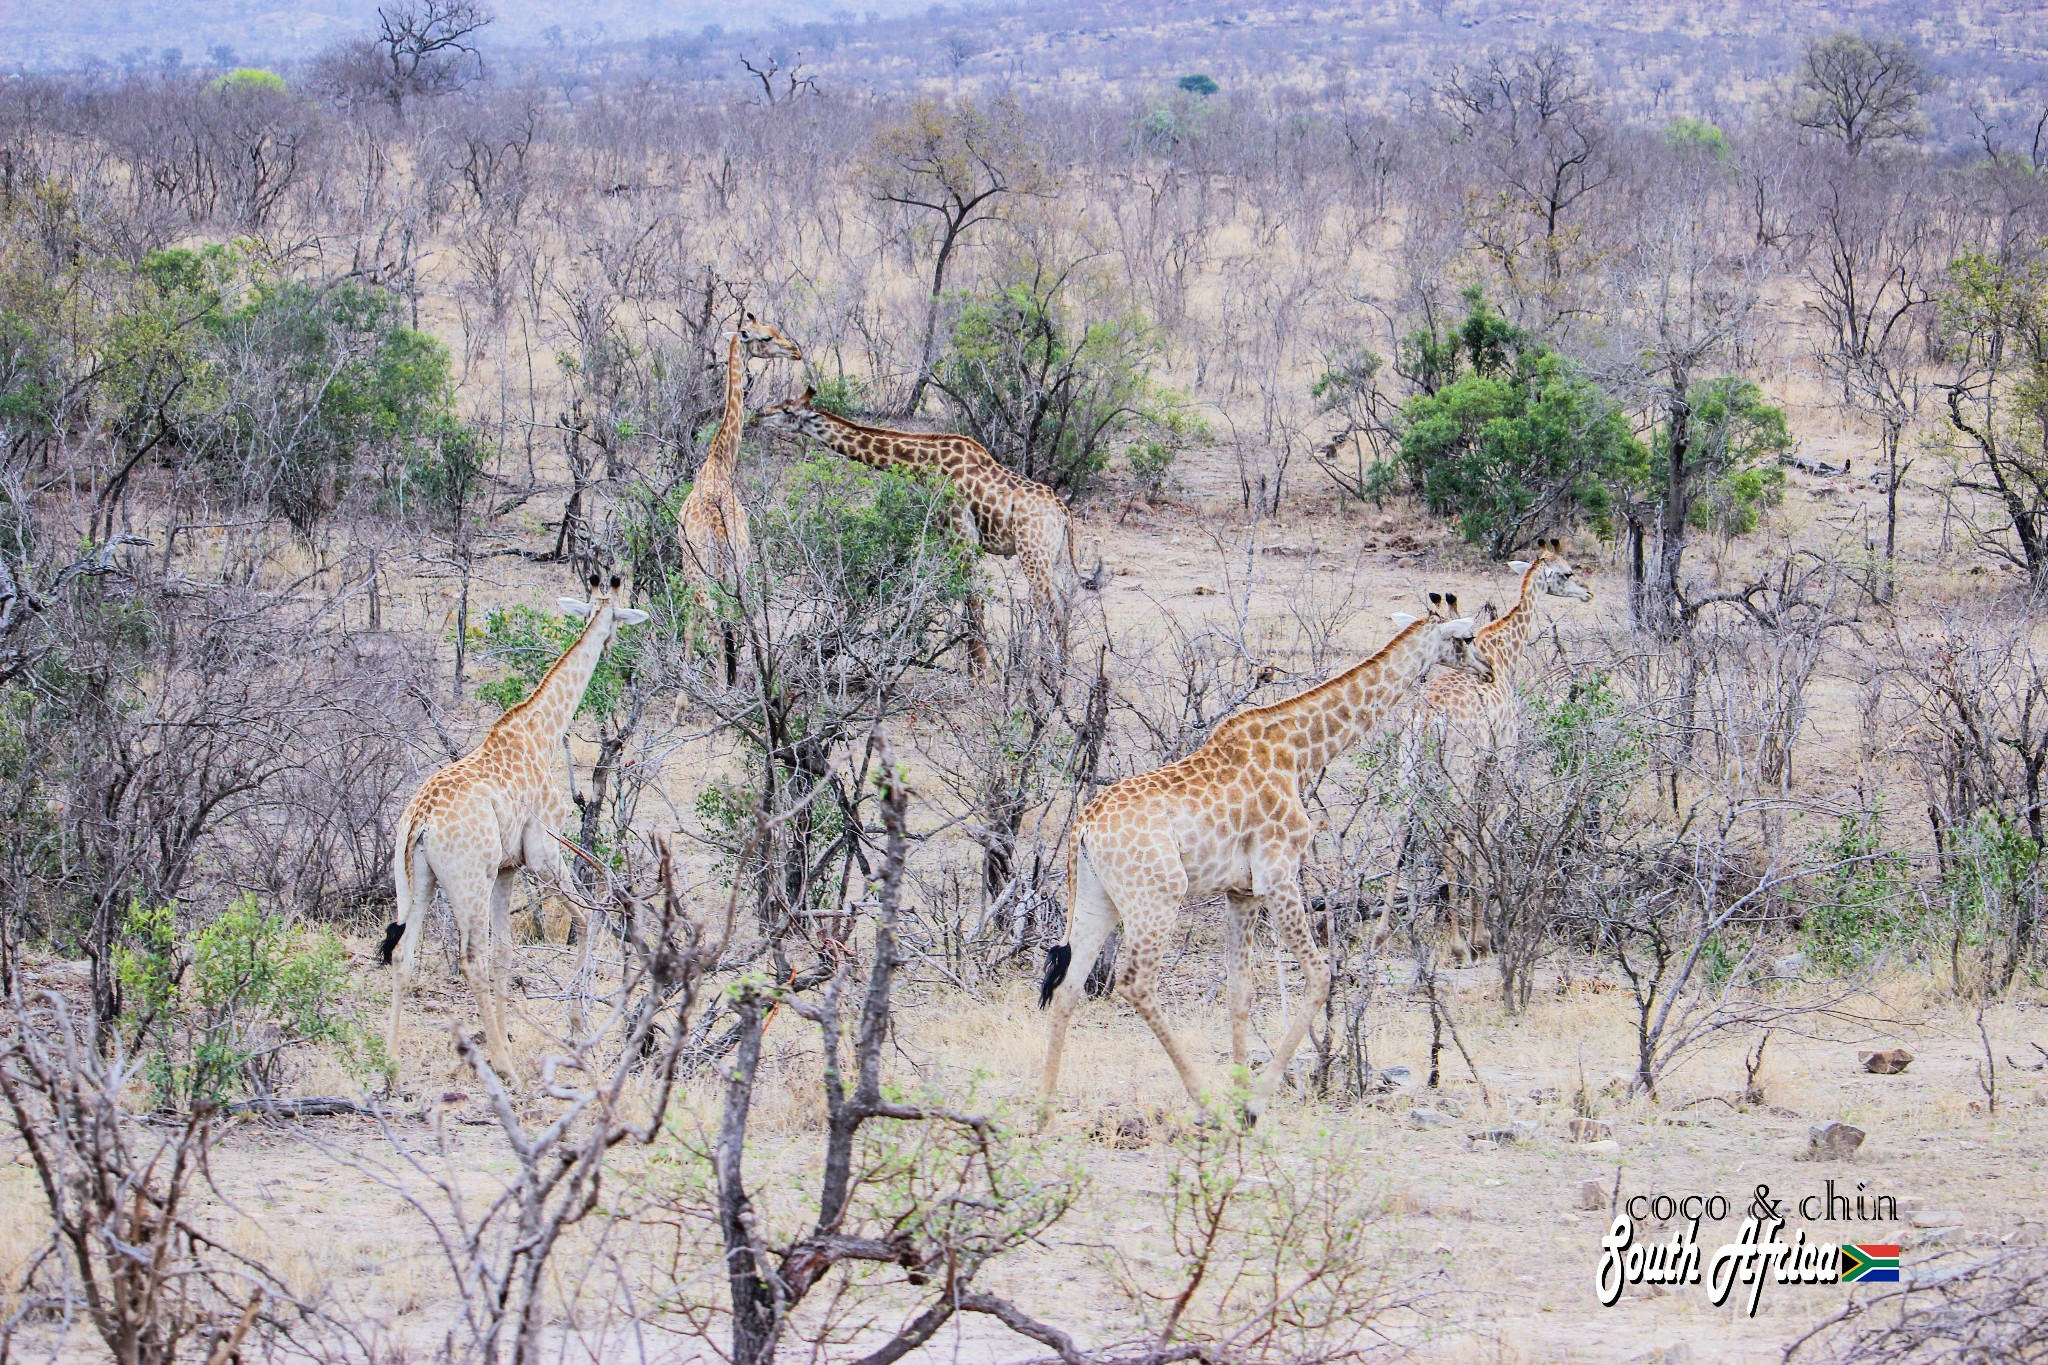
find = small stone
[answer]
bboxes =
[1602,1072,1636,1097]
[1368,1066,1412,1093]
[1192,583,1219,596]
[439,1091,469,1105]
[1910,1210,1963,1229]
[1581,1139,1622,1158]
[1470,1126,1520,1145]
[1576,1178,1608,1211]
[1858,1048,1914,1074]
[1409,1105,1456,1130]
[2033,1092,2047,1109]
[1528,1086,1563,1104]
[1772,952,1807,979]
[1804,1121,1866,1161]
[1568,1117,1615,1143]
[1466,1135,1501,1152]
[1112,1115,1149,1149]
[1511,1119,1541,1143]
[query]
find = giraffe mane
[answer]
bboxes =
[1227,617,1430,724]
[1474,553,1548,643]
[808,408,959,443]
[487,610,605,736]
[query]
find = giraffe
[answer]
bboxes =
[379,576,649,1085]
[753,387,1097,665]
[677,314,802,680]
[1375,539,1593,961]
[1035,603,1493,1123]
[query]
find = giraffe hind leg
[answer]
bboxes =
[1224,892,1258,1070]
[1037,851,1121,1118]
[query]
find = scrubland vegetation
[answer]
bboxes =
[1,1,2047,1361]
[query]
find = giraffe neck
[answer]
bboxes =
[1476,561,1543,681]
[809,410,948,479]
[1270,620,1441,776]
[492,607,611,753]
[700,333,746,489]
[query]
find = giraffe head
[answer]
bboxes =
[1510,537,1593,603]
[558,574,650,647]
[734,313,803,362]
[753,385,830,441]
[1397,595,1492,682]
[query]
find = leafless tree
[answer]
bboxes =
[1805,155,1941,598]
[1792,32,1934,157]
[0,992,337,1364]
[865,97,1051,413]
[374,0,493,110]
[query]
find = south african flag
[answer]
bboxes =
[1839,1244,1901,1283]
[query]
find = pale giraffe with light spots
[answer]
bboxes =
[1036,603,1492,1123]
[677,315,801,677]
[754,387,1097,667]
[380,576,648,1085]
[1375,539,1593,960]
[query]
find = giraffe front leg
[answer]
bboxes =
[1223,892,1258,1071]
[1246,872,1329,1124]
[962,586,992,678]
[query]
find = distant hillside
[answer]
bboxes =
[0,0,962,72]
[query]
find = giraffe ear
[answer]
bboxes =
[1509,560,1532,574]
[1444,617,1479,639]
[613,607,650,626]
[1446,593,1460,613]
[559,598,594,619]
[1390,612,1420,629]
[1427,591,1442,605]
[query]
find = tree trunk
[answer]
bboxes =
[1654,377,1692,636]
[718,998,781,1365]
[904,217,964,417]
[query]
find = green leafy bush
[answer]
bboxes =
[1663,117,1729,159]
[145,246,467,532]
[1678,377,1790,539]
[1801,801,1914,973]
[1394,293,1639,556]
[118,894,384,1110]
[936,273,1199,492]
[760,457,976,619]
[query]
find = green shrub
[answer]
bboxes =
[1177,73,1219,96]
[1663,117,1729,159]
[207,68,288,95]
[1941,809,2044,991]
[118,894,384,1110]
[155,248,462,532]
[761,457,976,618]
[1679,376,1791,539]
[1394,292,1640,556]
[937,274,1198,492]
[1801,801,1914,973]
